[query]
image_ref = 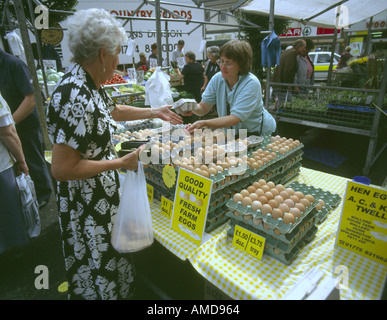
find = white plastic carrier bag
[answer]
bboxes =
[111,162,154,253]
[15,173,41,238]
[145,66,174,108]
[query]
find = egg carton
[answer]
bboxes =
[227,223,318,265]
[227,209,318,252]
[226,202,317,244]
[206,206,229,232]
[172,98,198,114]
[226,191,318,236]
[286,181,342,223]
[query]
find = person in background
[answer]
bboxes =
[0,93,29,259]
[135,52,148,71]
[294,38,315,94]
[175,51,204,124]
[171,39,185,62]
[201,46,220,117]
[46,8,182,300]
[337,46,353,69]
[201,46,220,93]
[271,39,306,103]
[0,48,52,209]
[183,40,276,136]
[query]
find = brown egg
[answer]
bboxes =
[233,193,243,203]
[279,191,290,199]
[261,184,271,192]
[271,208,284,219]
[247,185,256,194]
[278,203,290,213]
[201,170,209,178]
[233,210,240,217]
[285,188,295,195]
[249,193,259,202]
[268,199,279,208]
[284,198,295,208]
[266,181,275,189]
[294,191,304,199]
[305,194,315,204]
[258,195,269,204]
[300,198,310,208]
[252,181,261,189]
[289,207,301,218]
[275,184,285,192]
[289,195,300,203]
[258,179,266,186]
[208,167,217,176]
[240,189,250,197]
[242,197,253,207]
[252,217,262,225]
[255,188,265,197]
[316,199,326,211]
[270,188,280,196]
[261,204,273,215]
[295,202,306,213]
[283,212,295,225]
[274,196,284,204]
[251,200,262,211]
[243,214,253,221]
[274,228,282,235]
[265,191,274,200]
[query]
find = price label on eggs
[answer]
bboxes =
[232,225,266,260]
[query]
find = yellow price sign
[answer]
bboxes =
[146,183,154,203]
[233,225,265,260]
[336,181,387,266]
[161,196,173,219]
[170,168,212,246]
[162,164,176,188]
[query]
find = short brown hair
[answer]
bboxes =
[151,43,157,50]
[185,51,196,61]
[220,40,252,75]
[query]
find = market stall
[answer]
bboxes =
[109,120,387,300]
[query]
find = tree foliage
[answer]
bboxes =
[238,11,289,79]
[0,0,78,28]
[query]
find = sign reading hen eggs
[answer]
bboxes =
[171,168,213,245]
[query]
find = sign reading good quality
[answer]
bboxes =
[336,181,387,266]
[170,168,212,246]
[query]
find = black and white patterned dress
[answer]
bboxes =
[46,64,135,300]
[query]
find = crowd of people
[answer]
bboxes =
[1,7,357,300]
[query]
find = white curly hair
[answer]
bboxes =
[67,8,127,64]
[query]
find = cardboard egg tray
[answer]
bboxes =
[206,206,229,232]
[287,181,342,223]
[226,192,318,236]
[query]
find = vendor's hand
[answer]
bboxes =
[120,144,146,171]
[185,120,208,134]
[156,105,183,125]
[200,86,205,93]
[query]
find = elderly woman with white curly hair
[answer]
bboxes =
[46,8,182,300]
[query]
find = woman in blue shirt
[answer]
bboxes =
[184,40,276,137]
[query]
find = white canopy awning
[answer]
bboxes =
[240,0,387,28]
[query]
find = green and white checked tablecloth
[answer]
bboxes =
[149,167,387,300]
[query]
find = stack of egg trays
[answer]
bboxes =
[287,181,342,223]
[226,218,318,265]
[206,205,229,232]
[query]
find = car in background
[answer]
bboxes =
[308,51,341,81]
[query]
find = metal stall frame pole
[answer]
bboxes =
[363,53,387,176]
[27,0,49,99]
[264,0,275,110]
[155,0,163,67]
[13,0,52,150]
